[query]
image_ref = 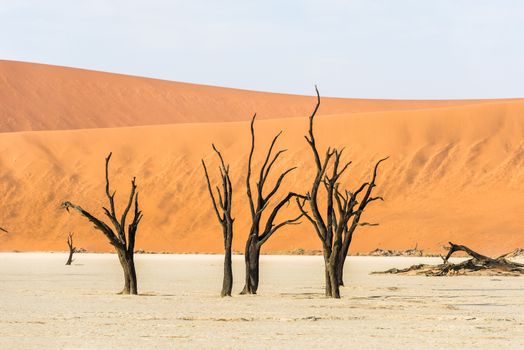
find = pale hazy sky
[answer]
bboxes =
[1,0,523,98]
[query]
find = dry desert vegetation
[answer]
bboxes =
[1,60,524,348]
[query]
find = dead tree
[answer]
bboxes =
[376,242,524,276]
[0,227,7,233]
[334,158,387,286]
[65,232,76,265]
[61,152,143,295]
[296,87,387,298]
[202,144,234,297]
[241,114,304,295]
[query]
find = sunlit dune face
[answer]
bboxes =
[0,61,523,255]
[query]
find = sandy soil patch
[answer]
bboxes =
[0,253,522,349]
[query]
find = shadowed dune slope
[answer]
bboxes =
[1,98,524,255]
[0,60,518,132]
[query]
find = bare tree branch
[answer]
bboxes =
[202,160,222,222]
[299,86,388,298]
[202,144,234,297]
[246,113,257,218]
[61,153,142,295]
[241,113,306,294]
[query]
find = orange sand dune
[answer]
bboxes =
[0,60,518,132]
[1,96,524,255]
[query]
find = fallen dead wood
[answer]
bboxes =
[373,242,524,276]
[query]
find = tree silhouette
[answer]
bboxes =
[65,232,76,265]
[241,114,304,295]
[61,153,143,295]
[297,87,387,298]
[202,144,234,297]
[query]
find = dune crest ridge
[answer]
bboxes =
[0,60,518,132]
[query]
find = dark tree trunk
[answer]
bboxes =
[117,249,130,294]
[65,232,75,266]
[332,236,343,287]
[323,252,332,297]
[222,226,233,297]
[66,249,74,265]
[336,228,354,286]
[241,236,260,294]
[321,245,340,298]
[117,248,138,295]
[323,260,340,298]
[126,254,138,295]
[324,268,332,296]
[335,256,344,287]
[328,262,340,298]
[329,249,341,298]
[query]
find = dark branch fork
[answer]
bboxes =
[202,144,234,297]
[298,86,388,298]
[241,114,306,295]
[61,152,143,295]
[65,232,76,265]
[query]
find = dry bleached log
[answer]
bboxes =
[374,242,524,276]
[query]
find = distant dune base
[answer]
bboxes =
[0,61,523,255]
